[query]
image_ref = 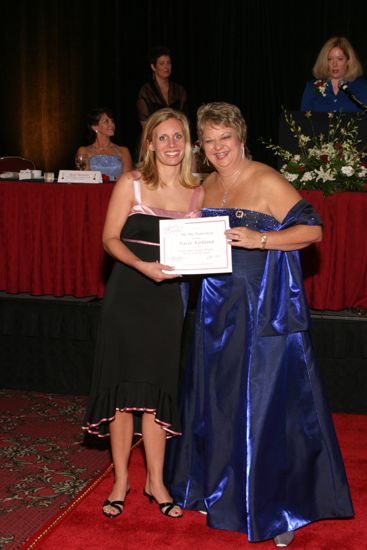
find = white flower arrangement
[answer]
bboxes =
[191,140,213,173]
[192,141,201,155]
[261,110,367,196]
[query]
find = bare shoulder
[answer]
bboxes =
[119,145,131,156]
[119,146,133,171]
[112,170,137,196]
[251,161,301,197]
[249,161,284,184]
[249,161,302,220]
[117,169,140,183]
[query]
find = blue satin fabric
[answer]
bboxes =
[89,154,122,181]
[165,200,354,542]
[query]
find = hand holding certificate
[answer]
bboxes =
[159,216,232,275]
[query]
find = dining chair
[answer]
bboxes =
[0,156,36,173]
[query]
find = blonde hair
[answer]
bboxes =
[137,108,197,189]
[312,36,363,81]
[197,102,247,144]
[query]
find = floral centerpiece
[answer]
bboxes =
[261,110,367,196]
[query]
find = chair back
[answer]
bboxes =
[0,156,36,173]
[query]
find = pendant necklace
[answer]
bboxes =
[219,169,242,207]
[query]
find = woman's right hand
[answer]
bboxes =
[137,260,180,283]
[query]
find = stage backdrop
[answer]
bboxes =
[1,1,367,171]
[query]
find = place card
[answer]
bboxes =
[58,170,103,184]
[19,169,32,180]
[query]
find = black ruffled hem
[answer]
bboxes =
[83,381,181,438]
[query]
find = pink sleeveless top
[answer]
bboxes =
[122,180,202,247]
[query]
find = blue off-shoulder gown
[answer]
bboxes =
[165,200,354,542]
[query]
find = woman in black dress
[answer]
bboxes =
[137,46,187,127]
[83,108,203,519]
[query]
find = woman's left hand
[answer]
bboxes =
[225,227,262,249]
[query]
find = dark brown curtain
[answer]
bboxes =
[1,0,367,171]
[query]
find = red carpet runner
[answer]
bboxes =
[24,414,366,549]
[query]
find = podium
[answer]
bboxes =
[277,111,367,167]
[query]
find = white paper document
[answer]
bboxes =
[159,216,232,275]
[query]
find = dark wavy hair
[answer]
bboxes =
[85,107,115,143]
[149,46,171,66]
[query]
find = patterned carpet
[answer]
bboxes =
[0,389,111,549]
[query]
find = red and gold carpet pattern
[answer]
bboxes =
[0,389,110,549]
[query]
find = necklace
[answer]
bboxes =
[218,170,242,206]
[92,142,115,151]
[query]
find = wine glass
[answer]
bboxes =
[75,153,89,170]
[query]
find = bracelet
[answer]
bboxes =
[259,233,268,249]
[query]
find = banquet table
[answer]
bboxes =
[300,190,367,310]
[0,181,366,310]
[0,181,112,298]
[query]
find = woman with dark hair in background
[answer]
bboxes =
[137,46,188,127]
[301,36,367,112]
[76,107,133,181]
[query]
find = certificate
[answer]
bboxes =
[159,216,232,274]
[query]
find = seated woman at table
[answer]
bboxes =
[301,36,367,112]
[76,107,133,181]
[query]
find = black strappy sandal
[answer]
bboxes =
[102,499,125,518]
[143,490,183,518]
[102,488,130,518]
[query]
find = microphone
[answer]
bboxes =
[338,80,367,112]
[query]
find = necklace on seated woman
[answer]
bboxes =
[218,169,242,206]
[92,142,115,151]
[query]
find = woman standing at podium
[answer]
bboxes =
[301,36,367,112]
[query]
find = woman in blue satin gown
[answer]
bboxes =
[165,102,354,547]
[76,107,133,181]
